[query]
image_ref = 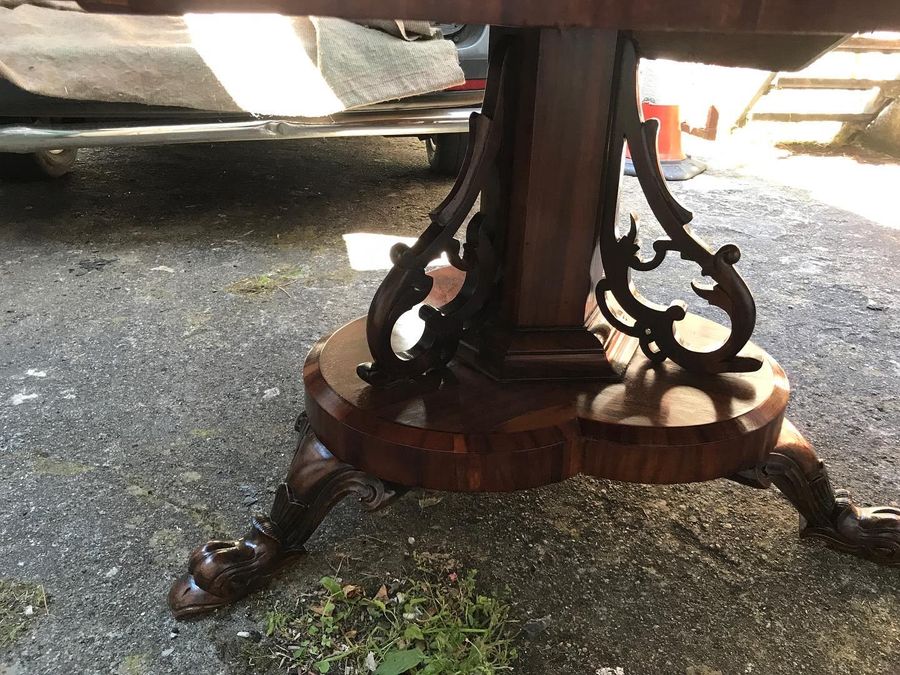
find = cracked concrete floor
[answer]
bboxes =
[0,137,898,674]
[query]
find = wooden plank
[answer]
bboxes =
[775,77,893,89]
[835,36,900,51]
[733,73,777,129]
[750,111,876,122]
[78,0,900,35]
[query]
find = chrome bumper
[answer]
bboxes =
[0,104,478,153]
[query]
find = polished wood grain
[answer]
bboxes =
[304,313,789,491]
[79,0,900,37]
[455,27,639,381]
[490,28,617,329]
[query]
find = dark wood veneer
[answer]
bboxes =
[305,314,788,490]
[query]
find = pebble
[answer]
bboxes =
[522,614,552,639]
[9,392,39,406]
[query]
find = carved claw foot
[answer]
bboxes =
[169,425,401,619]
[804,491,900,565]
[735,419,900,566]
[168,515,296,618]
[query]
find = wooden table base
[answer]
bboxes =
[169,315,899,618]
[168,27,899,619]
[306,315,788,491]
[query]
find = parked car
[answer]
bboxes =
[0,21,488,180]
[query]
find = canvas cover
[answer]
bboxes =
[0,2,464,116]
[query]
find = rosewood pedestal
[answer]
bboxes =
[169,28,899,618]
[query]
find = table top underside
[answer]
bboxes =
[76,0,900,70]
[80,0,900,34]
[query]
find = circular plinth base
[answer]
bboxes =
[304,316,789,492]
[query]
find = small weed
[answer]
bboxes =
[226,266,306,296]
[0,579,48,649]
[118,653,151,675]
[247,553,517,674]
[32,456,92,477]
[189,428,221,439]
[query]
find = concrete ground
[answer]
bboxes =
[0,136,898,674]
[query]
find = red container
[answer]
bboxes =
[625,102,685,161]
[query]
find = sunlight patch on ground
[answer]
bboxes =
[342,232,449,271]
[686,135,900,230]
[748,153,900,230]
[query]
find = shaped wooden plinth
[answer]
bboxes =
[304,313,789,491]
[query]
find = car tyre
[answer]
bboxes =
[0,149,78,181]
[425,133,468,177]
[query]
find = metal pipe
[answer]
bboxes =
[0,106,477,153]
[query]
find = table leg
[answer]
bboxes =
[168,420,401,619]
[734,420,900,566]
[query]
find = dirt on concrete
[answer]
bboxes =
[0,137,898,674]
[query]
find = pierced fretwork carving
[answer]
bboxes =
[595,37,762,374]
[356,42,511,386]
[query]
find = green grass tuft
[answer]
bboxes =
[0,579,48,650]
[246,553,517,674]
[225,266,306,296]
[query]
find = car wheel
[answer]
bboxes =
[425,134,468,177]
[0,149,78,181]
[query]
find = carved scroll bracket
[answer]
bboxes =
[595,36,762,374]
[356,41,512,387]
